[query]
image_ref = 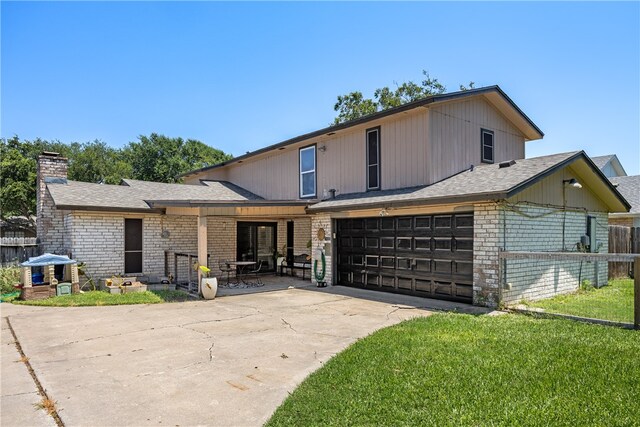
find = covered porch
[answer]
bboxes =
[150,200,314,294]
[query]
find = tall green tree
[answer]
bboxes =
[0,137,70,228]
[0,135,232,231]
[333,70,474,124]
[123,133,232,183]
[67,140,132,185]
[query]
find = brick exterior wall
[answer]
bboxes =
[36,154,69,254]
[310,213,332,284]
[473,202,609,307]
[472,203,504,307]
[500,204,608,305]
[59,212,313,282]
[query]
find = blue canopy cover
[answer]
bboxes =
[21,253,77,267]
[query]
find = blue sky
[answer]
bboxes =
[2,1,639,174]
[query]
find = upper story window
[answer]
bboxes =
[366,127,381,190]
[299,145,316,198]
[481,129,494,164]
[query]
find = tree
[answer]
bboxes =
[67,140,132,185]
[333,70,475,124]
[0,135,232,232]
[0,137,70,229]
[123,133,232,183]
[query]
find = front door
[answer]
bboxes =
[237,222,277,272]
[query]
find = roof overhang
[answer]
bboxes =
[306,192,503,213]
[307,151,630,214]
[54,205,165,214]
[146,200,309,209]
[505,151,630,212]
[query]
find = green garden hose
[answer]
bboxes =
[314,251,326,282]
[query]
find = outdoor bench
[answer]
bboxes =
[279,254,311,280]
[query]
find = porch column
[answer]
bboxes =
[197,211,208,294]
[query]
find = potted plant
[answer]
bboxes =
[199,265,217,300]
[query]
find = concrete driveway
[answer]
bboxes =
[2,286,484,426]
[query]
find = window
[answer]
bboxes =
[299,145,316,198]
[481,129,494,164]
[366,127,381,190]
[124,219,143,274]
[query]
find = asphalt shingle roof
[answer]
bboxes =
[308,152,581,212]
[46,179,262,210]
[610,175,640,214]
[590,155,615,170]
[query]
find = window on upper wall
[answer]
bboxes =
[299,145,316,198]
[481,129,494,164]
[366,127,381,190]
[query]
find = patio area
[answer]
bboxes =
[176,273,314,297]
[216,274,315,297]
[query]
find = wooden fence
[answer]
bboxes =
[608,226,639,278]
[0,243,40,266]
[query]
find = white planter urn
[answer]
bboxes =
[201,277,218,300]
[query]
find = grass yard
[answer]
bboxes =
[12,289,192,306]
[522,278,633,323]
[267,313,640,427]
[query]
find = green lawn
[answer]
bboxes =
[12,289,192,307]
[522,279,633,323]
[267,314,640,427]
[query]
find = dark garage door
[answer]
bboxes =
[336,214,474,303]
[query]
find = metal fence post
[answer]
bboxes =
[634,256,640,330]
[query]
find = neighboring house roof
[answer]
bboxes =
[591,154,627,177]
[180,85,545,179]
[609,175,640,216]
[46,178,264,212]
[307,151,630,213]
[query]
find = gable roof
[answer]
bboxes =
[180,85,544,179]
[610,175,640,215]
[307,151,630,213]
[46,178,264,212]
[591,154,627,177]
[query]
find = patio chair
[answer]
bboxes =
[246,260,263,286]
[218,260,234,285]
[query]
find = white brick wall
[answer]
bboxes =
[473,202,609,307]
[311,213,332,284]
[36,155,69,254]
[60,213,314,282]
[500,204,608,304]
[473,203,504,307]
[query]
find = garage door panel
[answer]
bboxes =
[337,213,474,303]
[454,282,473,299]
[381,275,396,289]
[397,277,413,290]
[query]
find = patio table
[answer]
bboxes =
[225,261,257,285]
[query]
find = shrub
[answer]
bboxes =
[0,267,21,294]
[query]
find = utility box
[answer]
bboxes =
[56,283,72,296]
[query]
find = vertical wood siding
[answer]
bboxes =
[508,166,609,212]
[189,97,527,200]
[428,97,525,184]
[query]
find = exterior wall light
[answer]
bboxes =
[563,178,582,189]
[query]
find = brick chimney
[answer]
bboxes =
[36,152,68,252]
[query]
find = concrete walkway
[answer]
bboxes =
[1,312,57,426]
[1,286,486,426]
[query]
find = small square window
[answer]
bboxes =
[481,129,494,164]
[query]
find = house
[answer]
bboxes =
[36,86,630,306]
[590,154,638,227]
[590,154,627,178]
[608,176,640,227]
